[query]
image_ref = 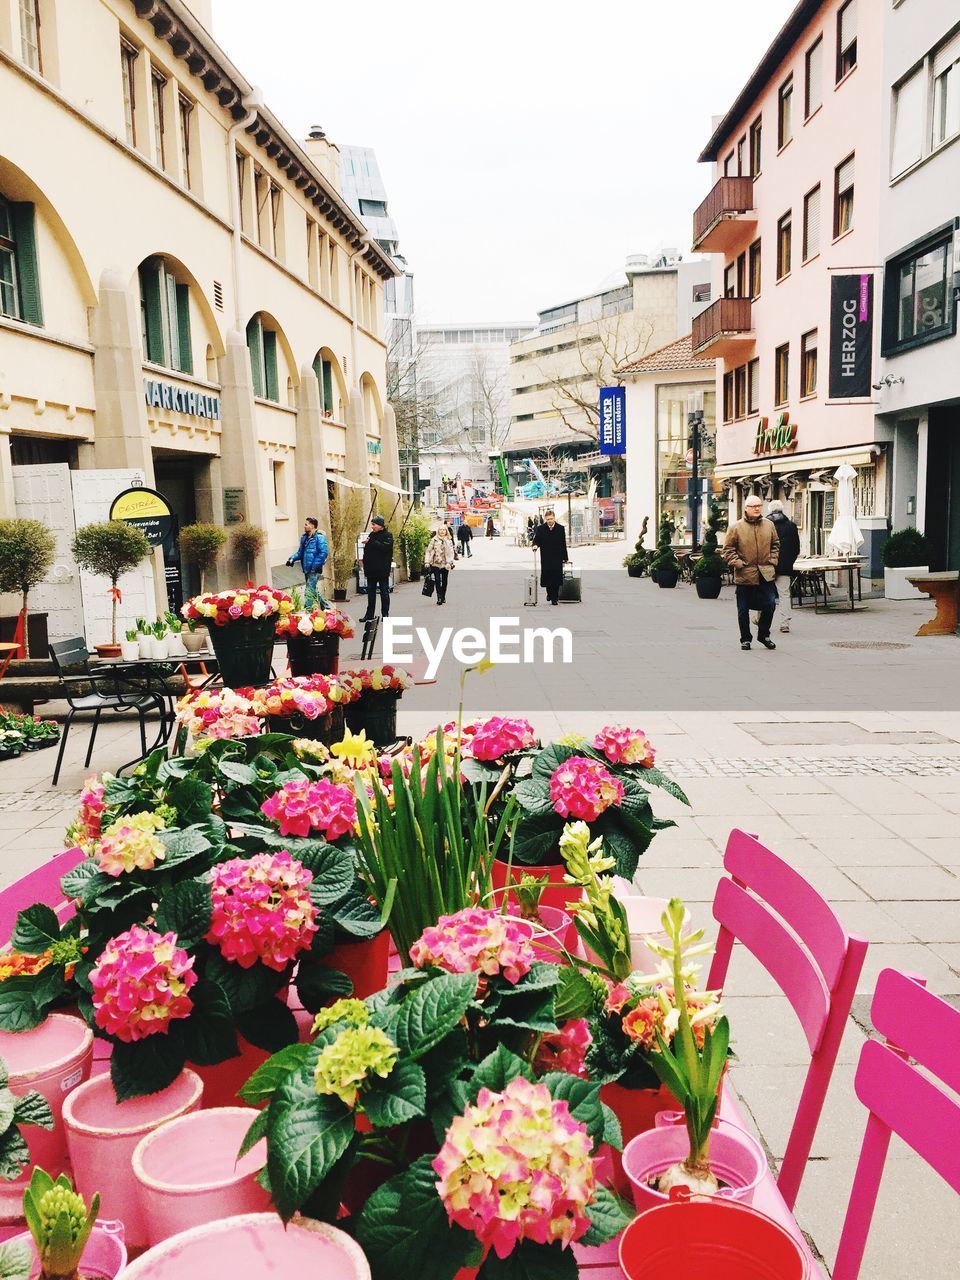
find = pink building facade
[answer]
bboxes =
[692,0,889,574]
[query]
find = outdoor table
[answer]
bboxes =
[907,572,959,636]
[792,556,864,612]
[0,641,21,680]
[92,653,220,766]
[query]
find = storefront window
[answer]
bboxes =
[883,231,955,353]
[656,384,718,546]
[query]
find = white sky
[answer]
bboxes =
[212,0,795,323]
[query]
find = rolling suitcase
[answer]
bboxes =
[524,574,538,606]
[559,563,582,603]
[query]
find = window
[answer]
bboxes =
[272,460,286,513]
[777,211,792,279]
[803,185,821,260]
[723,371,735,422]
[747,358,760,413]
[737,136,746,175]
[837,1,857,81]
[883,229,956,354]
[801,329,818,396]
[834,154,855,236]
[778,77,793,149]
[247,315,279,401]
[692,282,711,303]
[270,184,283,258]
[933,31,960,148]
[151,70,166,169]
[734,364,747,418]
[891,67,924,175]
[139,259,192,373]
[749,116,763,175]
[358,199,388,217]
[723,263,736,298]
[805,36,823,117]
[774,344,790,407]
[0,198,43,325]
[178,94,193,189]
[19,0,41,73]
[736,251,747,298]
[723,150,735,177]
[313,355,335,416]
[120,40,138,146]
[749,239,762,298]
[254,167,269,248]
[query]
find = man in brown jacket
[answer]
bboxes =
[722,495,780,651]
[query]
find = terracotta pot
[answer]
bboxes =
[191,1035,270,1110]
[324,931,390,1000]
[96,643,122,658]
[491,858,581,913]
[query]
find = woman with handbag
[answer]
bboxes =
[424,525,456,605]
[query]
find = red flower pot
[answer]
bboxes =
[325,931,390,1000]
[491,858,581,913]
[619,1200,809,1279]
[192,1036,270,1110]
[600,1082,678,1193]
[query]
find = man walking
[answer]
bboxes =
[456,521,473,558]
[360,515,393,622]
[766,499,800,633]
[532,508,568,605]
[286,516,328,606]
[722,495,780,650]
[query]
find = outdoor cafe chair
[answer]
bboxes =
[48,638,168,786]
[707,828,869,1211]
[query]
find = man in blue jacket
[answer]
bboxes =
[287,516,328,606]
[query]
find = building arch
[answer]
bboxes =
[134,251,225,377]
[244,308,298,403]
[311,345,348,421]
[360,371,383,434]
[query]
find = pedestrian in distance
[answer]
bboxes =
[766,499,800,633]
[360,515,394,622]
[532,508,568,606]
[486,516,496,538]
[286,516,328,607]
[425,524,456,605]
[722,495,780,651]
[456,521,473,558]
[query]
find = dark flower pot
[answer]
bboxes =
[626,564,645,578]
[695,575,723,599]
[207,616,276,689]
[268,704,345,745]
[409,568,421,582]
[285,632,340,677]
[649,568,660,584]
[657,569,680,589]
[345,689,402,747]
[332,588,348,602]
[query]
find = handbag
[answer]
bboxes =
[422,574,435,597]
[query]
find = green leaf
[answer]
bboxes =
[59,859,100,902]
[239,1043,311,1105]
[579,1184,633,1246]
[267,1050,355,1219]
[479,1240,578,1280]
[204,951,286,1016]
[294,961,353,1014]
[0,1127,31,1183]
[158,825,212,869]
[0,977,46,1032]
[510,777,554,818]
[331,888,386,940]
[0,1236,31,1280]
[395,972,478,1061]
[362,1060,426,1128]
[293,843,356,905]
[600,1102,623,1152]
[356,1155,476,1280]
[166,776,215,825]
[110,1036,186,1101]
[0,1090,14,1135]
[642,766,690,806]
[511,810,562,866]
[593,817,645,881]
[182,983,240,1066]
[12,1089,54,1130]
[237,1107,269,1160]
[153,879,212,947]
[236,1000,299,1053]
[11,904,61,954]
[469,1045,534,1097]
[553,967,595,1021]
[489,987,556,1034]
[539,1073,605,1148]
[218,760,258,785]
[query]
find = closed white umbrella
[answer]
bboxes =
[826,463,864,557]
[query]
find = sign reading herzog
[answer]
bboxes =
[829,274,874,400]
[598,386,626,456]
[110,486,173,546]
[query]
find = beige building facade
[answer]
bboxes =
[0,0,400,636]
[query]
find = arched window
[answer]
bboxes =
[246,313,279,401]
[0,195,43,325]
[139,256,192,373]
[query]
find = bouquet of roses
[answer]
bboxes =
[276,606,355,639]
[176,688,261,744]
[247,674,361,721]
[181,585,293,627]
[346,665,413,694]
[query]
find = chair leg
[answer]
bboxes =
[138,708,147,757]
[83,708,103,768]
[52,710,74,786]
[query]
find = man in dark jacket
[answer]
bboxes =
[286,517,328,606]
[766,500,801,633]
[361,516,394,621]
[532,509,568,605]
[456,522,473,558]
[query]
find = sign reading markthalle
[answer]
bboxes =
[110,486,173,547]
[598,386,626,455]
[829,274,874,399]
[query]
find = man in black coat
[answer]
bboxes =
[767,499,801,633]
[456,522,473,558]
[361,516,394,621]
[532,509,568,605]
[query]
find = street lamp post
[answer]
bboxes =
[687,402,706,552]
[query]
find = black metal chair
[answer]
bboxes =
[48,639,168,786]
[360,617,380,661]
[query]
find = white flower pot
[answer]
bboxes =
[120,641,140,662]
[166,631,186,657]
[138,635,154,659]
[884,566,929,600]
[183,630,208,654]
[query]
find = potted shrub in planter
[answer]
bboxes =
[178,523,227,594]
[692,502,725,599]
[648,514,680,589]
[622,517,649,579]
[398,507,432,583]
[330,490,364,602]
[229,524,266,585]
[0,518,55,659]
[180,585,293,688]
[71,522,152,657]
[882,526,931,600]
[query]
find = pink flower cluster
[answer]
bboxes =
[469,716,536,762]
[593,726,656,768]
[433,1076,596,1259]
[548,756,624,822]
[276,607,355,638]
[260,778,357,840]
[176,688,260,742]
[248,674,361,721]
[90,925,197,1042]
[206,851,317,971]
[65,777,105,851]
[534,1018,592,1078]
[181,585,293,626]
[409,907,535,985]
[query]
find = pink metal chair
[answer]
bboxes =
[832,968,959,1279]
[0,846,84,944]
[707,828,869,1211]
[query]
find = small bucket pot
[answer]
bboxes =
[491,858,581,914]
[268,703,345,745]
[6,1220,127,1280]
[622,1115,768,1214]
[132,1107,270,1246]
[345,689,402,747]
[63,1068,203,1249]
[207,617,276,690]
[286,632,341,676]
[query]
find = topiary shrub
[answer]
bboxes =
[881,526,930,568]
[71,521,152,644]
[693,502,726,578]
[623,516,649,575]
[330,490,365,594]
[0,519,56,658]
[649,513,680,575]
[178,522,227,591]
[229,524,266,583]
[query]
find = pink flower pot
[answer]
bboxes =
[5,1221,127,1280]
[612,886,689,975]
[132,1107,270,1245]
[0,1013,93,1221]
[491,858,582,913]
[622,1115,768,1214]
[619,1200,809,1279]
[63,1068,204,1249]
[192,1035,271,1109]
[119,1213,370,1279]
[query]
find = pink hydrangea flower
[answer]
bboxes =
[90,925,196,1042]
[65,777,105,851]
[534,1018,592,1077]
[469,716,536,761]
[433,1076,596,1259]
[409,907,535,985]
[593,726,656,768]
[206,851,317,971]
[260,778,357,840]
[548,756,624,822]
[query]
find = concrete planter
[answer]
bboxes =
[884,566,929,600]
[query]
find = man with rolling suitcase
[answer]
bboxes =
[532,509,568,606]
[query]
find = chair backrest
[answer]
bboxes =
[707,828,868,1210]
[0,846,85,945]
[832,968,960,1280]
[49,637,90,675]
[361,617,380,661]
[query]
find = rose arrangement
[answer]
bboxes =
[346,665,413,693]
[247,674,361,721]
[176,688,261,743]
[181,584,293,626]
[260,778,358,840]
[276,606,355,639]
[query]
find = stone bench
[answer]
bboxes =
[907,572,960,636]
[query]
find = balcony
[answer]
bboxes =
[692,297,754,358]
[692,177,757,253]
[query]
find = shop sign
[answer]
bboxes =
[144,378,221,420]
[598,387,626,455]
[224,487,245,526]
[752,411,798,456]
[829,274,874,399]
[110,485,173,546]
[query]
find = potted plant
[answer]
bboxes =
[0,518,55,659]
[330,491,364,602]
[343,665,413,747]
[692,502,725,599]
[11,1167,127,1280]
[177,523,227,594]
[180,585,293,688]
[121,629,140,663]
[398,507,432,582]
[249,673,360,743]
[649,513,680,589]
[134,617,152,659]
[622,517,649,579]
[150,617,168,660]
[882,526,931,600]
[165,612,186,657]
[229,525,266,584]
[71,522,152,657]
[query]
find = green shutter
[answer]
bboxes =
[175,282,192,374]
[11,203,42,326]
[263,328,278,402]
[246,316,263,397]
[140,262,165,364]
[312,355,323,397]
[322,359,333,415]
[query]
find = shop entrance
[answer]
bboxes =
[153,454,202,609]
[925,406,960,571]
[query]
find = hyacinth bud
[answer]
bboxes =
[23,1169,99,1280]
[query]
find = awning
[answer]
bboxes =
[326,473,366,490]
[713,443,883,480]
[370,478,407,496]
